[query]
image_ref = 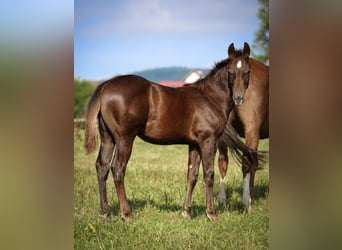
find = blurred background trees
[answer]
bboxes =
[252,0,269,64]
[74,79,95,118]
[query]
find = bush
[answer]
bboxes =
[74,78,96,118]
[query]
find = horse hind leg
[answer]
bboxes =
[242,133,259,211]
[200,137,218,222]
[182,145,201,220]
[95,117,115,218]
[110,136,134,221]
[217,140,229,206]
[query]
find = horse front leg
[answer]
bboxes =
[217,139,229,206]
[182,145,201,220]
[200,137,218,222]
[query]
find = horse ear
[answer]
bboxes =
[228,43,235,59]
[243,42,250,58]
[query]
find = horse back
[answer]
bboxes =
[98,74,227,145]
[142,83,199,144]
[98,75,196,143]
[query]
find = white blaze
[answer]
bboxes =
[242,173,251,210]
[237,60,242,68]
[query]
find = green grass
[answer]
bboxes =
[74,130,269,249]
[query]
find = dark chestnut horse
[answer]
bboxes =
[84,52,262,222]
[217,42,269,210]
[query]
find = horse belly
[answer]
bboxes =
[141,119,190,145]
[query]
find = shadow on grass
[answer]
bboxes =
[107,197,206,219]
[107,184,268,219]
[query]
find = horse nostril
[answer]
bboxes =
[233,96,244,105]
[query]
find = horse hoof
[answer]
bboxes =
[206,210,218,222]
[181,210,192,220]
[242,196,252,211]
[101,214,111,221]
[100,210,111,220]
[121,214,132,222]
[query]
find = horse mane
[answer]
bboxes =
[206,59,230,78]
[184,58,230,90]
[183,49,248,91]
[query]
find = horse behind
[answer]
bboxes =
[84,52,262,222]
[217,42,269,210]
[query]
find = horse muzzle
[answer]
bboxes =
[233,96,244,106]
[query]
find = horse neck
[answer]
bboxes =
[201,71,232,115]
[249,58,269,84]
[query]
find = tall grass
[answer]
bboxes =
[74,130,269,249]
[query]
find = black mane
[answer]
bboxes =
[206,59,230,79]
[183,48,244,89]
[184,58,230,89]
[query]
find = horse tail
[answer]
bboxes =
[219,122,268,170]
[84,83,105,154]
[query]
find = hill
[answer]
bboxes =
[96,66,209,84]
[131,66,209,83]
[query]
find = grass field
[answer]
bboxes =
[74,129,269,249]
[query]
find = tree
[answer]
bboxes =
[74,78,96,118]
[253,0,269,64]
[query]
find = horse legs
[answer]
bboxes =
[200,137,218,222]
[95,118,115,218]
[242,131,259,210]
[182,145,201,220]
[110,136,134,221]
[217,139,229,205]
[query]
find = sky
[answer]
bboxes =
[74,0,261,80]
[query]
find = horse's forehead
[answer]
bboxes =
[236,60,242,69]
[232,58,248,70]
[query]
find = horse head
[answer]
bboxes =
[227,42,251,106]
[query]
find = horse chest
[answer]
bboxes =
[191,109,225,139]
